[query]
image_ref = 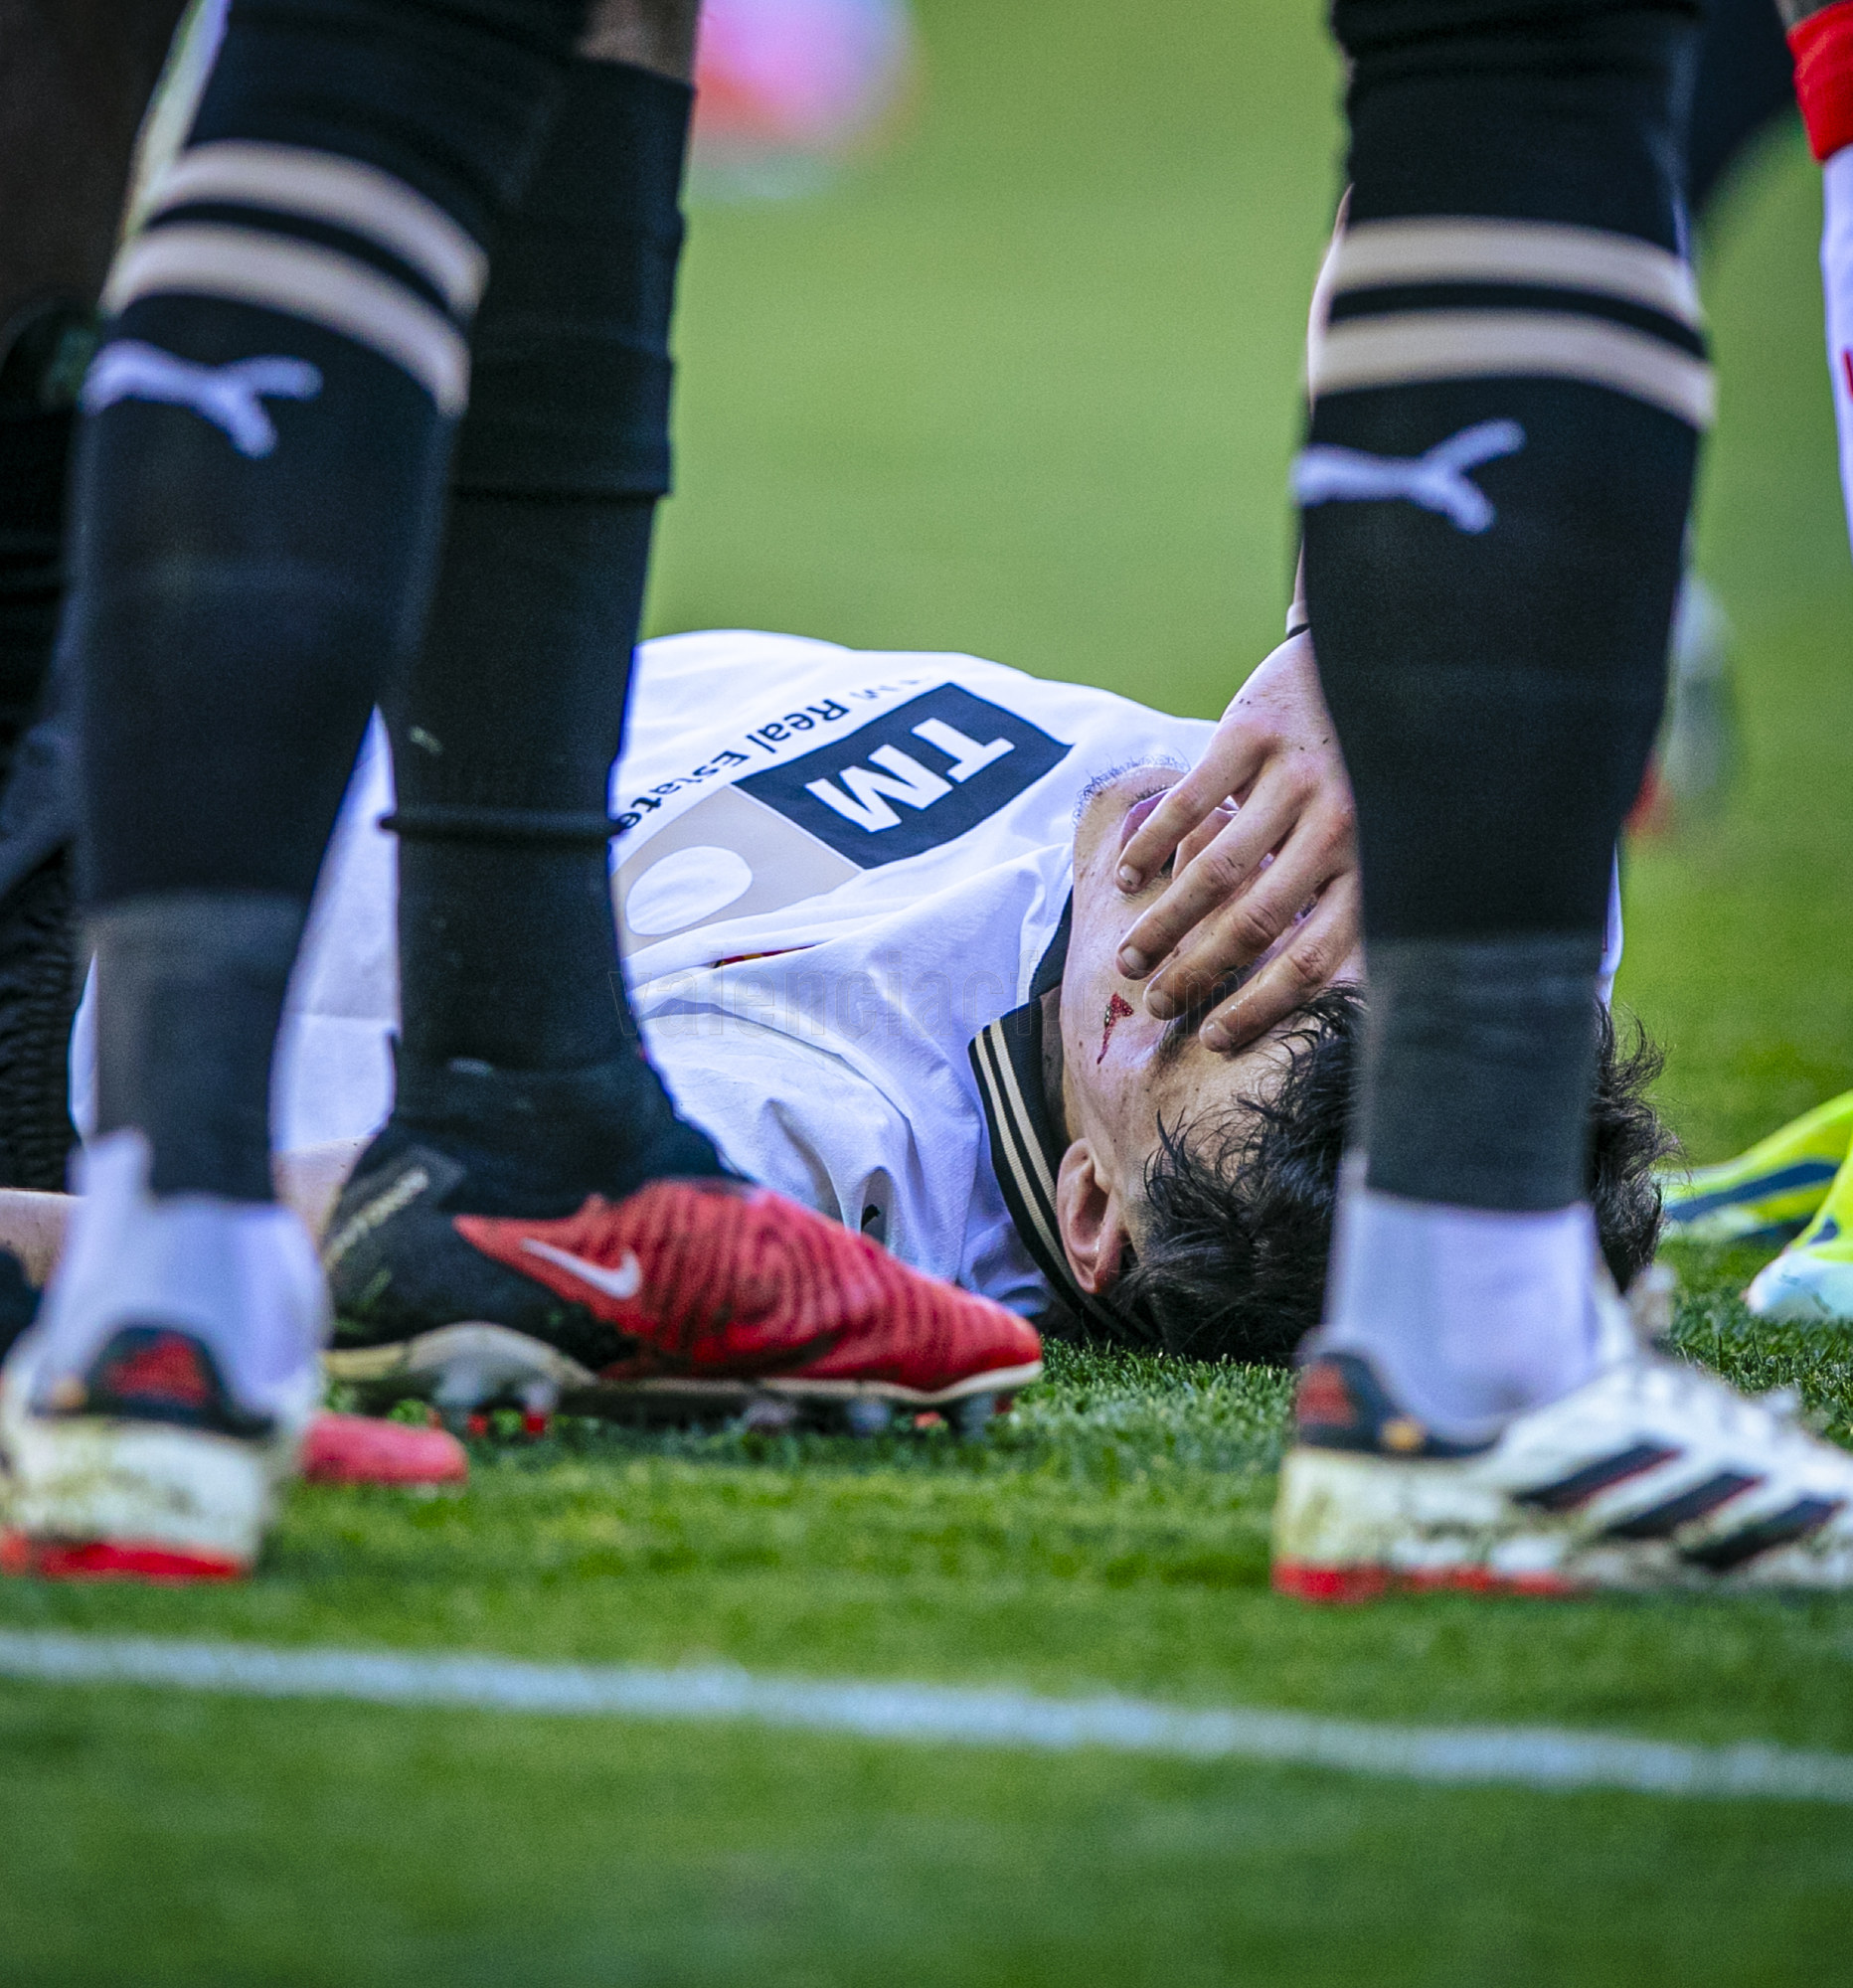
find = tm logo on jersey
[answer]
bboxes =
[740,685,1068,867]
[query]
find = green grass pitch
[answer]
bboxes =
[10,2,1853,1980]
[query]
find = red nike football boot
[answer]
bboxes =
[325,1162,1042,1432]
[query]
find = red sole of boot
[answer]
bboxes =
[0,1532,246,1583]
[1272,1560,1582,1604]
[300,1411,469,1486]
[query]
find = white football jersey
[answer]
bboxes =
[70,627,1623,1318]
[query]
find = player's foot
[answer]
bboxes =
[1272,1273,1853,1599]
[0,1240,465,1489]
[1659,1087,1853,1245]
[1745,1145,1853,1324]
[0,1131,326,1580]
[322,1129,1043,1430]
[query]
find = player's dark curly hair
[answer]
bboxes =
[1107,985,1674,1365]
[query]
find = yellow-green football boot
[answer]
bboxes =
[1745,1144,1853,1324]
[1659,1088,1853,1245]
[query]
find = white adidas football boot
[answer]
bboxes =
[0,1130,326,1580]
[1273,1271,1853,1598]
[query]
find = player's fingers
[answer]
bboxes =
[1174,800,1239,877]
[1116,727,1269,892]
[1117,776,1303,984]
[1199,873,1361,1053]
[1141,799,1351,1018]
[1140,863,1303,1021]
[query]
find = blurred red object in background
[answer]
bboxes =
[692,0,918,196]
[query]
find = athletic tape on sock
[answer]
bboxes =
[1361,934,1604,1212]
[87,891,307,1201]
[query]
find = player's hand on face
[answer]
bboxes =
[1112,630,1358,1052]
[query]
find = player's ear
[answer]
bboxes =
[1054,1139,1130,1294]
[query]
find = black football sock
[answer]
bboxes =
[386,57,722,1205]
[74,0,590,1200]
[1302,0,1704,1213]
[89,893,303,1202]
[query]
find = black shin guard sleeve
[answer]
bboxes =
[74,301,451,904]
[1306,0,1703,1207]
[454,57,689,497]
[1306,375,1692,942]
[393,497,656,1072]
[391,60,691,1076]
[1313,0,1698,943]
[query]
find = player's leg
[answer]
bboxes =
[319,2,1044,1427]
[323,2,725,1372]
[1,0,595,1578]
[0,1,190,1190]
[1300,0,1702,1437]
[372,1,720,1215]
[1276,0,1853,1594]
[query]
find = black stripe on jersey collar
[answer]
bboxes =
[967,900,1148,1342]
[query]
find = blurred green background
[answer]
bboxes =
[649,0,1853,1164]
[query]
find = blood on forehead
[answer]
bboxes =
[1097,992,1134,1063]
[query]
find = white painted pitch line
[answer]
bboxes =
[0,1628,1848,1806]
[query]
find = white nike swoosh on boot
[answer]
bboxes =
[519,1239,643,1301]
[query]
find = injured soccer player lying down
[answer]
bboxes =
[44,627,1666,1364]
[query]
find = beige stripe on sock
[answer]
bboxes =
[1332,218,1702,327]
[102,224,471,414]
[147,141,487,316]
[1311,310,1715,428]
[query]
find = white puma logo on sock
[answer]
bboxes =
[1292,419,1526,534]
[82,340,322,458]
